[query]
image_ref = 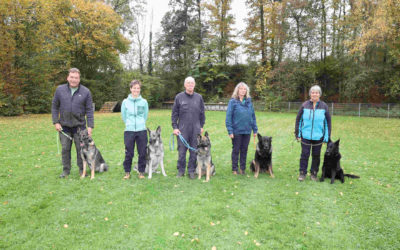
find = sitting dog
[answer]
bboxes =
[320,139,360,184]
[250,133,274,178]
[144,126,167,179]
[78,128,109,180]
[196,132,215,182]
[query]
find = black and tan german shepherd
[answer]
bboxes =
[78,128,108,180]
[320,139,359,184]
[196,132,215,182]
[250,133,274,178]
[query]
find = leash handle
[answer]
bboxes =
[253,134,256,150]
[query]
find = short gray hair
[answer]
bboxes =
[184,76,195,85]
[309,85,322,96]
[68,68,80,76]
[232,82,251,99]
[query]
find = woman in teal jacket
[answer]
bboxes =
[225,82,258,175]
[121,80,149,179]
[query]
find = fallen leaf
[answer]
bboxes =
[63,224,68,228]
[191,238,199,243]
[212,246,217,250]
[256,242,261,246]
[340,192,343,196]
[237,241,242,245]
[387,184,391,188]
[107,201,112,205]
[104,217,109,221]
[181,233,185,237]
[173,232,179,236]
[226,205,230,208]
[216,221,220,225]
[316,222,320,225]
[244,231,248,235]
[210,222,215,226]
[124,225,128,228]
[303,232,306,236]
[295,192,299,195]
[3,201,8,205]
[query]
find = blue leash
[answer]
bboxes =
[170,133,198,152]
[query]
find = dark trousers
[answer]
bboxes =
[177,129,198,174]
[299,138,323,174]
[59,129,83,174]
[231,134,251,171]
[123,130,148,173]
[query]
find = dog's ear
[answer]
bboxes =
[205,131,208,137]
[335,139,340,145]
[257,133,262,141]
[156,126,161,134]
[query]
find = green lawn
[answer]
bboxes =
[1,110,399,249]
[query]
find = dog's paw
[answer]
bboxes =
[90,176,95,180]
[148,176,152,179]
[203,180,209,183]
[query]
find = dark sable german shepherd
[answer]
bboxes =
[320,139,359,184]
[250,133,274,178]
[196,132,215,182]
[78,128,109,180]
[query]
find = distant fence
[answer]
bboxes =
[162,101,400,118]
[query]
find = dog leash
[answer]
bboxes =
[60,130,73,141]
[171,133,198,152]
[169,133,175,151]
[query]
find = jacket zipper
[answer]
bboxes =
[134,99,136,131]
[310,101,319,140]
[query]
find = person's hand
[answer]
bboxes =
[296,137,300,142]
[173,129,181,135]
[88,127,93,137]
[200,128,204,135]
[55,123,62,132]
[253,133,257,139]
[229,134,234,139]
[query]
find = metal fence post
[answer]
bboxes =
[289,102,291,112]
[270,102,271,111]
[358,103,361,117]
[332,103,334,116]
[388,103,390,119]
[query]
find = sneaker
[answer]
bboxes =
[298,172,306,182]
[240,169,246,175]
[188,172,196,179]
[59,172,69,178]
[232,171,238,175]
[123,172,130,180]
[138,172,145,179]
[310,173,317,181]
[176,172,185,178]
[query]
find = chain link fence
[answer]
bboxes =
[162,101,400,118]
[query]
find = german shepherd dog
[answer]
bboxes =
[250,133,274,178]
[78,128,109,180]
[143,126,167,179]
[320,139,360,184]
[196,132,215,182]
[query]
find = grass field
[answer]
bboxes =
[1,110,399,249]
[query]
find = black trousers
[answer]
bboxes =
[59,129,83,174]
[299,138,323,174]
[231,134,251,171]
[123,130,148,173]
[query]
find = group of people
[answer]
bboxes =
[52,68,331,181]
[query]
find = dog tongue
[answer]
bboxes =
[205,147,208,151]
[80,143,84,147]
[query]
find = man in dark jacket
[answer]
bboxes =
[171,76,205,179]
[52,68,94,178]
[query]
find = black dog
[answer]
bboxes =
[78,128,109,180]
[250,133,274,178]
[320,139,359,184]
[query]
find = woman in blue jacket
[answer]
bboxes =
[295,85,331,181]
[226,82,258,175]
[121,80,149,179]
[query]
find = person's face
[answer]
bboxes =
[310,90,320,102]
[184,80,195,94]
[67,72,80,88]
[238,86,247,98]
[130,84,141,97]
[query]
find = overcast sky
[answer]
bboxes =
[146,0,248,34]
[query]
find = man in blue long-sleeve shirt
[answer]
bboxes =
[52,68,94,178]
[171,77,205,179]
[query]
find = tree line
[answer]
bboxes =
[1,0,399,116]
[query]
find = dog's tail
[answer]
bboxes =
[344,174,360,179]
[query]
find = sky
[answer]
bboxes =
[146,0,248,35]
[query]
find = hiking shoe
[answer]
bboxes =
[138,172,145,179]
[240,169,246,175]
[176,172,185,178]
[123,172,130,180]
[188,172,196,179]
[310,173,318,181]
[59,172,69,178]
[232,171,238,175]
[298,172,306,182]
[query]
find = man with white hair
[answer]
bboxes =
[171,76,205,179]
